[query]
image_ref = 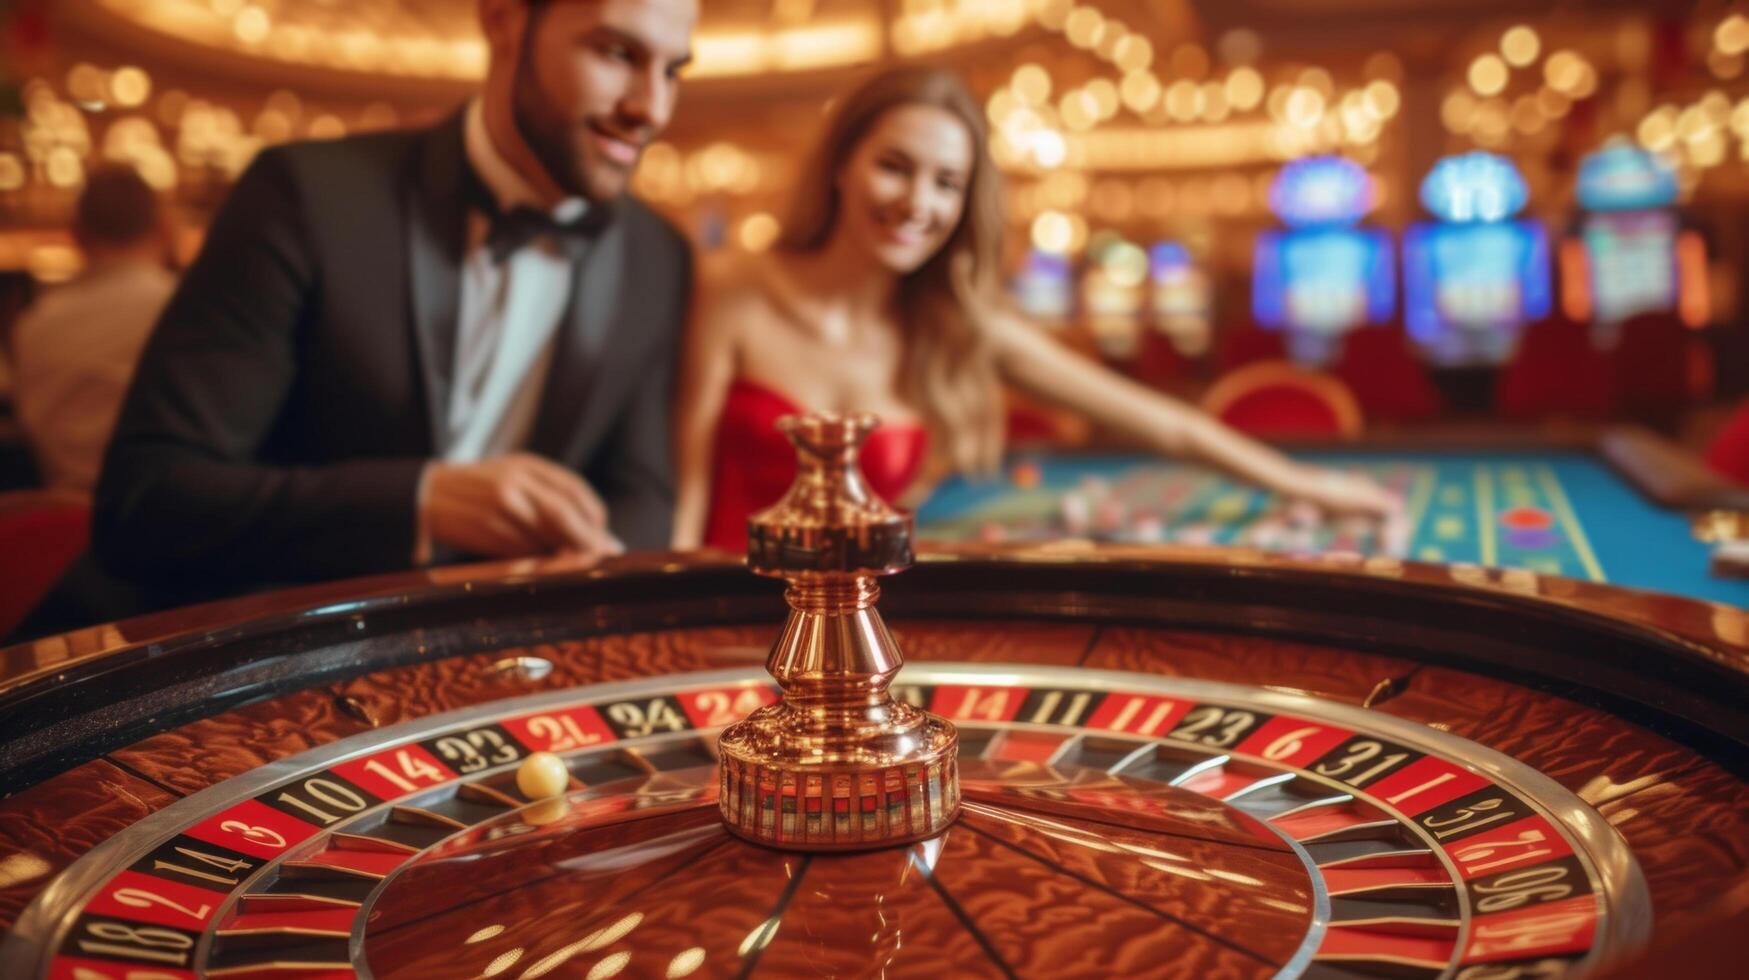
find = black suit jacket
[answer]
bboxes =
[93,113,692,589]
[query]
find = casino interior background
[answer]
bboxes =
[7,5,1749,980]
[13,1,1749,597]
[6,1,1749,410]
[7,1,1749,462]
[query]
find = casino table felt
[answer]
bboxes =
[918,450,1749,608]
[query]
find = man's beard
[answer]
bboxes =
[511,53,590,200]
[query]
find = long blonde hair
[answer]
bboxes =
[777,66,1005,476]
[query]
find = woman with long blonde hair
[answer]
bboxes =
[673,66,1393,550]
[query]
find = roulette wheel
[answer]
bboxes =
[1,415,1746,979]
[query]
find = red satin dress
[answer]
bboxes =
[703,379,928,552]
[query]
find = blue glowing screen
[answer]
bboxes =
[1268,156,1375,228]
[1583,210,1679,325]
[1149,241,1190,273]
[1253,227,1395,334]
[1403,220,1551,366]
[1577,142,1678,212]
[1420,152,1529,223]
[1012,248,1073,321]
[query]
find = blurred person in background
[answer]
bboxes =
[11,166,175,491]
[674,66,1398,551]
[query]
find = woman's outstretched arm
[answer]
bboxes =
[670,260,743,549]
[987,310,1398,516]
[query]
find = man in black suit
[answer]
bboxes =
[87,0,699,603]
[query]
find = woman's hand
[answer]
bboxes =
[1281,464,1401,519]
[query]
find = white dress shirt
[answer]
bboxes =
[414,101,590,561]
[448,98,590,461]
[12,260,177,490]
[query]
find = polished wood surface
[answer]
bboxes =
[4,618,1747,935]
[363,762,1314,980]
[2,545,1748,952]
[0,760,177,926]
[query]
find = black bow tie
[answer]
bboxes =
[485,205,607,263]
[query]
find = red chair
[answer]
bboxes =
[1496,316,1613,420]
[1334,325,1442,423]
[0,489,91,639]
[1130,331,1192,389]
[1005,389,1089,448]
[1611,311,1712,426]
[1215,323,1287,373]
[1706,399,1749,486]
[1201,361,1364,439]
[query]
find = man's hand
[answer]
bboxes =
[420,453,623,560]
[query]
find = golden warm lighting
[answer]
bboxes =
[1036,0,1074,31]
[1031,210,1075,253]
[66,64,106,106]
[0,154,25,192]
[1200,82,1230,122]
[1501,25,1541,67]
[1137,175,1175,218]
[96,0,910,80]
[1064,7,1104,48]
[1121,71,1162,113]
[1709,48,1746,80]
[1298,67,1334,98]
[1225,68,1265,111]
[1028,128,1067,169]
[1471,98,1510,144]
[695,20,881,76]
[1086,78,1120,120]
[1068,121,1317,171]
[1469,54,1509,97]
[738,211,780,252]
[467,925,507,945]
[1113,34,1154,73]
[1164,80,1200,122]
[1544,50,1587,92]
[1012,63,1052,105]
[233,5,271,44]
[1089,21,1120,60]
[1536,86,1572,118]
[1688,129,1727,167]
[45,148,84,189]
[1441,90,1475,133]
[29,245,84,283]
[1364,51,1404,82]
[109,67,151,108]
[1363,80,1400,118]
[1701,90,1732,125]
[1718,14,1749,56]
[1088,179,1134,222]
[1059,89,1097,131]
[253,108,294,143]
[1034,171,1083,211]
[1510,95,1545,135]
[155,89,189,128]
[666,948,707,979]
[1284,88,1325,128]
[308,114,347,140]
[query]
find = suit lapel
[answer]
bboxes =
[527,215,631,466]
[404,111,473,457]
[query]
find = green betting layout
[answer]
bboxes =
[916,454,1603,583]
